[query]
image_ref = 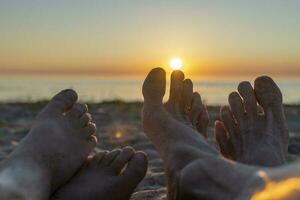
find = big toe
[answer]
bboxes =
[254,76,282,110]
[254,76,289,148]
[143,68,166,105]
[42,89,78,114]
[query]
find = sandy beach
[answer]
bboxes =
[0,101,299,199]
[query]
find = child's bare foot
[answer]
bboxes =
[0,89,97,200]
[52,147,148,200]
[215,76,289,166]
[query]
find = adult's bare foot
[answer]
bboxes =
[143,68,253,199]
[0,89,97,200]
[142,69,299,200]
[52,147,148,200]
[142,69,211,158]
[215,76,289,166]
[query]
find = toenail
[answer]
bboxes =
[65,89,76,95]
[63,89,78,100]
[171,70,185,79]
[89,135,98,144]
[135,152,147,161]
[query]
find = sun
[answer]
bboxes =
[170,57,183,70]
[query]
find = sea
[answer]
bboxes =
[0,75,299,105]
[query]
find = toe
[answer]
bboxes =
[190,92,203,125]
[107,152,147,200]
[220,106,240,150]
[122,152,148,185]
[90,151,108,167]
[215,121,234,159]
[42,89,78,114]
[254,76,288,144]
[182,79,193,114]
[190,92,208,136]
[168,70,185,105]
[238,81,257,119]
[142,68,166,105]
[110,146,135,174]
[87,135,98,148]
[228,92,245,124]
[198,105,209,137]
[100,149,122,167]
[80,113,92,127]
[83,122,97,138]
[254,76,283,111]
[220,106,236,133]
[67,103,88,118]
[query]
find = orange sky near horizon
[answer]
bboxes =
[1,1,300,78]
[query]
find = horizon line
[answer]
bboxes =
[0,68,300,78]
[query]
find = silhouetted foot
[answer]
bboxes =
[142,68,221,199]
[142,68,214,157]
[142,69,298,200]
[143,68,300,200]
[0,90,97,200]
[52,147,148,200]
[216,76,289,166]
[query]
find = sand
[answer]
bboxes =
[0,101,299,199]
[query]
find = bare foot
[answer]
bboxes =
[142,69,299,199]
[51,147,148,200]
[142,69,212,157]
[215,76,289,166]
[143,68,253,199]
[0,90,97,200]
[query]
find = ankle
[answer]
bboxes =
[0,155,51,200]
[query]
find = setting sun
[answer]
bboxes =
[170,58,183,70]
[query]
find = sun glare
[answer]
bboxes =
[115,131,123,139]
[170,57,183,70]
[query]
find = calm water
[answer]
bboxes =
[0,76,299,105]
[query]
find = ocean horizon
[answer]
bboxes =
[0,75,299,105]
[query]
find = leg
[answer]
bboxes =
[180,155,300,200]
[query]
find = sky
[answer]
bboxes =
[0,0,300,77]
